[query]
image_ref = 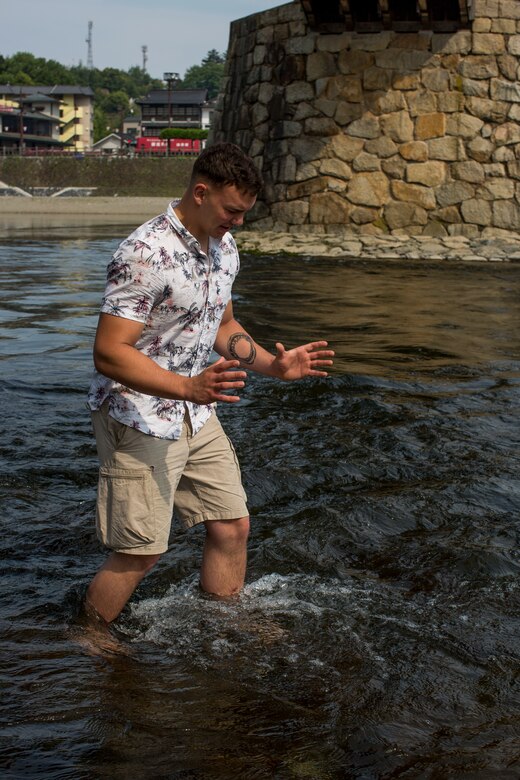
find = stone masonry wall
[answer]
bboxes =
[210,0,520,237]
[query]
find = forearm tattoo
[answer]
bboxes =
[228,332,257,365]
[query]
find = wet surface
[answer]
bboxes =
[1,228,519,778]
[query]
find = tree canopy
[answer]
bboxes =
[0,50,227,140]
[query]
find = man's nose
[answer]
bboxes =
[232,214,244,226]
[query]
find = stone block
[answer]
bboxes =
[346,115,380,139]
[493,146,515,162]
[460,198,492,225]
[494,122,520,145]
[393,33,432,50]
[377,91,407,114]
[326,134,365,162]
[490,79,520,102]
[375,49,431,70]
[294,162,318,182]
[478,178,516,199]
[252,103,269,125]
[350,207,381,225]
[335,102,364,126]
[407,161,448,187]
[347,172,390,207]
[315,98,338,118]
[307,51,336,81]
[508,161,520,180]
[472,34,505,54]
[473,0,499,17]
[421,68,450,92]
[462,78,490,97]
[392,72,420,90]
[433,205,461,223]
[497,54,519,80]
[384,202,428,229]
[272,121,302,139]
[319,158,352,180]
[350,32,394,51]
[472,18,492,32]
[509,35,520,55]
[380,111,414,143]
[493,200,520,230]
[465,97,509,123]
[466,137,494,162]
[352,153,381,172]
[431,30,472,54]
[437,92,466,113]
[316,33,351,53]
[304,117,339,137]
[391,181,436,209]
[286,36,316,55]
[483,162,506,177]
[459,55,499,79]
[286,81,314,103]
[446,113,484,138]
[436,182,475,207]
[415,113,446,140]
[309,192,351,223]
[292,136,327,163]
[382,156,407,179]
[271,199,309,225]
[501,1,520,20]
[492,19,517,33]
[405,90,438,117]
[294,102,319,121]
[452,161,485,183]
[365,136,398,158]
[363,67,392,91]
[338,50,374,75]
[399,141,428,161]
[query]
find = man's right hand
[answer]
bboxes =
[186,358,247,404]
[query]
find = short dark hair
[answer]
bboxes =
[191,142,263,195]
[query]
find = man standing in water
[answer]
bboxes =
[85,143,334,625]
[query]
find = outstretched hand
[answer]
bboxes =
[272,341,334,381]
[187,357,247,404]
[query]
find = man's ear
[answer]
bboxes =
[193,182,207,206]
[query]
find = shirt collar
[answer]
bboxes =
[166,199,226,256]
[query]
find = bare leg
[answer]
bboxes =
[85,551,161,623]
[200,517,250,597]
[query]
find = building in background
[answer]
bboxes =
[136,88,214,137]
[0,85,94,152]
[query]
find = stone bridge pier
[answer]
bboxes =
[210,0,520,237]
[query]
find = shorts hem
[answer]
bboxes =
[107,543,168,556]
[181,508,249,530]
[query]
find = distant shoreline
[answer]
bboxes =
[0,196,170,217]
[1,196,520,261]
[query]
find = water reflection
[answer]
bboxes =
[0,228,519,778]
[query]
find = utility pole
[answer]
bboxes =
[142,45,148,73]
[86,21,93,69]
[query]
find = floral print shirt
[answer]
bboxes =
[87,200,240,439]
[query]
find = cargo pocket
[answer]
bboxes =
[96,465,155,550]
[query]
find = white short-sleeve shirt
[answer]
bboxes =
[87,200,240,440]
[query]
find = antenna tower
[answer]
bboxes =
[142,45,148,72]
[86,21,93,69]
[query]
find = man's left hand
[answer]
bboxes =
[271,341,334,381]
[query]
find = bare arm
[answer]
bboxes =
[93,312,246,404]
[214,302,334,381]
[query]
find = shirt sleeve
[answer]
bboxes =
[100,239,165,323]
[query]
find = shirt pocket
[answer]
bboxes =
[97,466,156,549]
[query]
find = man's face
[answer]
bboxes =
[197,182,257,239]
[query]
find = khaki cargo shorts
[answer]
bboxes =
[91,403,248,555]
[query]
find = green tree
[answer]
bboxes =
[181,53,225,100]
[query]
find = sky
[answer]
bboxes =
[1,0,284,79]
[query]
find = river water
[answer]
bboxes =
[1,222,519,779]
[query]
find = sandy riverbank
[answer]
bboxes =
[2,196,520,261]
